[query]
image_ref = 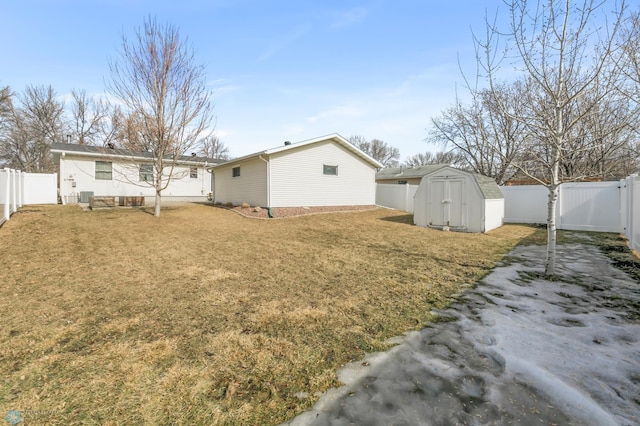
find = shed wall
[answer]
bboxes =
[414,167,503,233]
[484,199,505,232]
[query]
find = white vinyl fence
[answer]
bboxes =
[0,168,22,226]
[501,181,621,231]
[0,169,57,226]
[376,184,418,213]
[501,177,640,252]
[376,176,640,253]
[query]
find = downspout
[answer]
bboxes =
[60,152,66,205]
[258,154,272,218]
[206,167,215,203]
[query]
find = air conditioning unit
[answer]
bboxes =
[79,191,94,203]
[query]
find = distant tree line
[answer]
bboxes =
[0,84,228,173]
[348,135,462,169]
[426,1,640,185]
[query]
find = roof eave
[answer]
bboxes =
[209,133,383,170]
[50,148,212,166]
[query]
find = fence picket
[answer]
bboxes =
[376,176,639,253]
[0,169,57,226]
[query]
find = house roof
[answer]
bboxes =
[208,134,383,169]
[376,164,449,180]
[50,142,221,165]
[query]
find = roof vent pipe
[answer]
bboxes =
[284,141,291,146]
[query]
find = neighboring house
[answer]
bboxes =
[51,142,220,204]
[209,134,383,208]
[376,164,449,185]
[413,166,504,233]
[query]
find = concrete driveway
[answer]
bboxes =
[284,241,640,425]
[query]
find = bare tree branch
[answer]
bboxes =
[106,16,215,217]
[349,135,400,167]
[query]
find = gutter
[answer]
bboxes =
[49,149,208,166]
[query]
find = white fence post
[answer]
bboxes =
[1,168,9,223]
[18,170,24,208]
[10,169,17,214]
[627,175,640,253]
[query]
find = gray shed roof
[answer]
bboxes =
[376,164,449,180]
[417,166,504,199]
[474,173,504,199]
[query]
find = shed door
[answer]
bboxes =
[428,179,465,228]
[448,180,464,227]
[428,180,446,226]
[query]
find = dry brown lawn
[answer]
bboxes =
[0,204,542,425]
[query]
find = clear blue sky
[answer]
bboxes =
[0,0,505,159]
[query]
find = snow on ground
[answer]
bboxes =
[283,243,640,426]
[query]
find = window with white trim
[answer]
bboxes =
[190,166,198,178]
[323,164,338,175]
[95,161,113,180]
[139,164,153,182]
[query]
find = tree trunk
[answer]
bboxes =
[545,183,559,275]
[154,189,162,217]
[546,78,564,275]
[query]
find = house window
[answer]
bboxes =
[232,166,240,177]
[95,161,112,180]
[323,164,338,175]
[190,166,198,179]
[139,164,153,182]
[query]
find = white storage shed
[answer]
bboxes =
[413,167,504,233]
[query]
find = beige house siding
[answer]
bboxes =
[213,157,267,206]
[269,140,376,207]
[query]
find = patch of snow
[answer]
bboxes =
[282,244,640,425]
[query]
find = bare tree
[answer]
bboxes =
[475,0,627,274]
[0,86,12,168]
[0,85,10,118]
[428,80,530,184]
[70,89,111,145]
[107,17,214,217]
[98,105,127,148]
[198,134,229,160]
[0,85,66,172]
[620,10,640,103]
[349,135,400,167]
[404,150,465,167]
[619,9,640,165]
